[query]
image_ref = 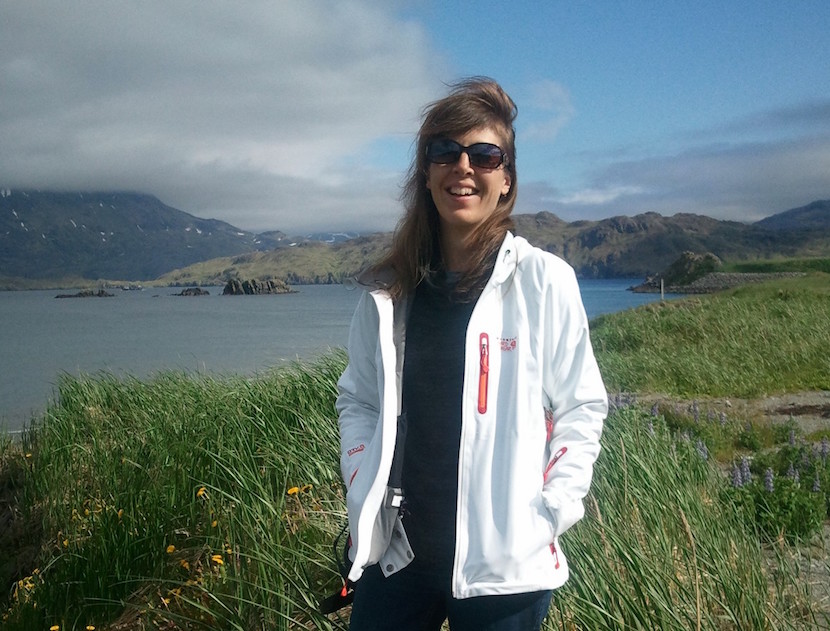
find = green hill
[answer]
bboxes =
[158,210,830,286]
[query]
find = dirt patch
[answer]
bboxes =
[637,390,830,437]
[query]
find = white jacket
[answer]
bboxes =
[336,232,607,599]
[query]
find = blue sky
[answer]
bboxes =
[1,1,829,233]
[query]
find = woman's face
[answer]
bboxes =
[425,126,512,240]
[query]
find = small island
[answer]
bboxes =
[222,278,295,295]
[173,287,210,296]
[55,289,115,299]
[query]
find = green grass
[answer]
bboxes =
[2,274,829,629]
[722,256,830,275]
[592,273,830,397]
[2,356,351,630]
[549,405,817,630]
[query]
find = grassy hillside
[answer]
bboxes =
[2,276,829,629]
[157,234,393,286]
[722,256,830,274]
[592,273,830,396]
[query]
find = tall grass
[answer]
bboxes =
[4,354,350,630]
[2,275,829,629]
[592,274,830,397]
[548,405,816,630]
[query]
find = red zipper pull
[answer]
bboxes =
[478,333,489,413]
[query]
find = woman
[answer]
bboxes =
[336,78,607,630]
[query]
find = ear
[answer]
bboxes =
[501,172,512,196]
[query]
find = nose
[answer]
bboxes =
[451,150,474,173]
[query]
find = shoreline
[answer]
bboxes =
[630,271,806,294]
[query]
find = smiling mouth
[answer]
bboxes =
[448,186,476,197]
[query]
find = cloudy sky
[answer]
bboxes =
[2,1,829,233]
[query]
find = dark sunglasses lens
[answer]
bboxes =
[468,144,504,168]
[426,140,461,164]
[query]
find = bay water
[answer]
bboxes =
[0,280,668,432]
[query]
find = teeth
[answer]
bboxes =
[449,187,475,196]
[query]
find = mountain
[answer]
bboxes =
[753,199,830,231]
[3,189,829,286]
[159,206,830,286]
[511,210,828,277]
[0,190,283,281]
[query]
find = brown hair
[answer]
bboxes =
[371,77,518,299]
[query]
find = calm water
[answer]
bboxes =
[0,280,668,432]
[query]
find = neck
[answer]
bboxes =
[440,227,474,272]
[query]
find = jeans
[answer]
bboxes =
[348,560,553,631]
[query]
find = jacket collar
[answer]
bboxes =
[487,231,519,288]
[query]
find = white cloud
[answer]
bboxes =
[0,1,442,232]
[557,186,645,206]
[520,79,575,142]
[537,133,830,222]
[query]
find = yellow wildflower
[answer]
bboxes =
[211,519,218,528]
[211,554,224,565]
[117,509,124,519]
[87,626,96,630]
[166,544,176,554]
[301,484,313,493]
[25,453,32,458]
[179,559,190,571]
[62,539,69,548]
[50,626,60,631]
[196,486,207,499]
[287,486,300,495]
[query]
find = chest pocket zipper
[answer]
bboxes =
[478,333,489,413]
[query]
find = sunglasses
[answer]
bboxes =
[425,138,508,169]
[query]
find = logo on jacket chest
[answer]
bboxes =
[499,336,517,352]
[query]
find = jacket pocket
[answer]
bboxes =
[478,333,489,414]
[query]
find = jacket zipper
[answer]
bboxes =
[478,333,489,413]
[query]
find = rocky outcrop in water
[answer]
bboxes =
[55,289,114,298]
[222,278,294,295]
[174,287,210,296]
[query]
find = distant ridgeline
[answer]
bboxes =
[1,189,829,286]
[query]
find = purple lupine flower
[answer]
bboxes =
[740,456,751,483]
[764,468,775,493]
[788,429,796,447]
[731,464,743,488]
[821,437,829,461]
[650,402,659,417]
[786,463,799,483]
[647,420,655,437]
[695,439,709,461]
[719,411,727,427]
[692,400,700,423]
[813,474,821,493]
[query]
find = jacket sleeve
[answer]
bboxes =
[336,291,381,489]
[541,264,607,538]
